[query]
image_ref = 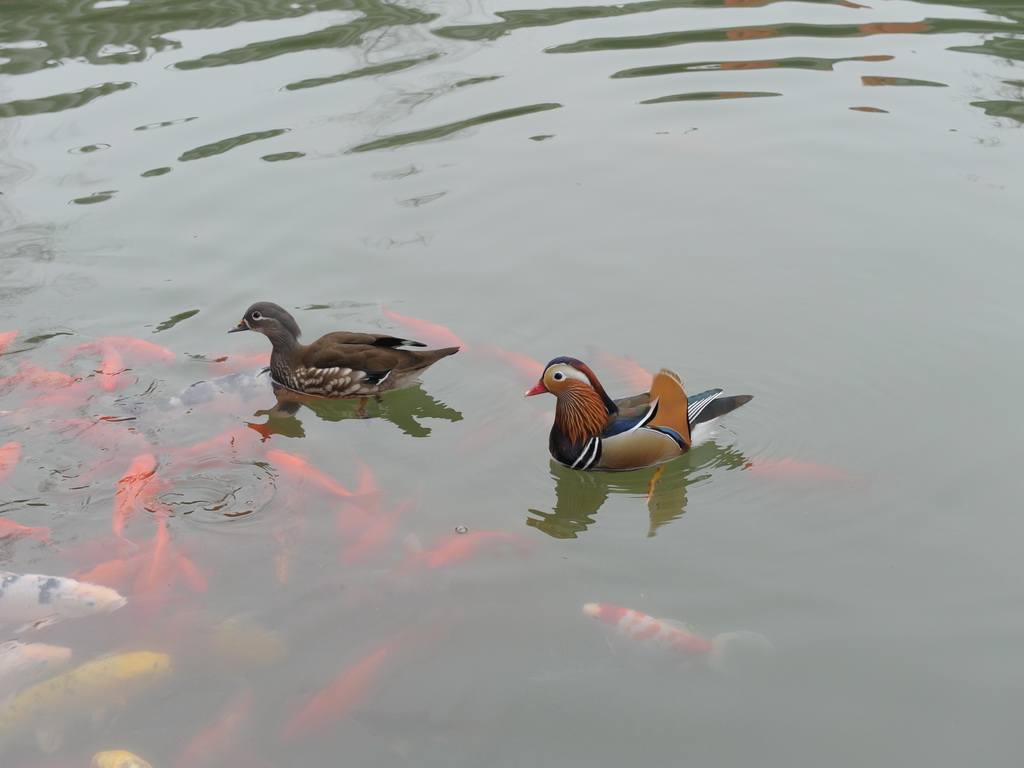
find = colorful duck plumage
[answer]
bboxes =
[229,302,459,399]
[525,356,751,471]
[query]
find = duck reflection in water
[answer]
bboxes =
[253,378,463,439]
[527,442,750,539]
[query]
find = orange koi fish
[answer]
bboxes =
[341,498,412,565]
[390,530,533,582]
[380,304,466,351]
[3,362,79,391]
[583,603,772,672]
[279,613,454,742]
[175,686,252,768]
[71,556,138,593]
[133,513,174,605]
[421,530,533,569]
[0,330,18,354]
[0,442,22,485]
[96,346,132,392]
[586,349,652,392]
[280,644,392,743]
[64,336,175,365]
[112,454,167,540]
[266,449,351,498]
[170,424,268,468]
[206,351,271,375]
[477,345,543,381]
[0,518,49,542]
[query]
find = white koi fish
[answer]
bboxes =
[0,641,72,695]
[0,572,126,629]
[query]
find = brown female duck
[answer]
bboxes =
[229,302,458,398]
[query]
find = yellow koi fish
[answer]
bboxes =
[0,651,171,751]
[92,750,154,768]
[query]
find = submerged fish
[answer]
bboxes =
[0,651,171,750]
[266,449,352,498]
[0,572,126,629]
[583,603,772,673]
[0,641,72,695]
[0,330,18,354]
[0,518,49,543]
[92,750,154,768]
[0,442,21,485]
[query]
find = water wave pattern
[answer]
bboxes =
[0,0,1020,157]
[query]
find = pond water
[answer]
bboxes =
[1,0,1023,764]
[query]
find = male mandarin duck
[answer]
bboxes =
[525,356,751,471]
[229,302,459,398]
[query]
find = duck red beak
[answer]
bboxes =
[524,381,548,397]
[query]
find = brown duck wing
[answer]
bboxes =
[317,332,426,348]
[302,343,457,375]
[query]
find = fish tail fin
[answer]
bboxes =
[708,631,774,675]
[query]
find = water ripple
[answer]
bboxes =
[173,4,439,70]
[284,53,442,91]
[545,18,1021,55]
[432,0,865,43]
[178,129,290,162]
[348,102,563,152]
[0,81,133,119]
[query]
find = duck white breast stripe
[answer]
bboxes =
[571,437,601,470]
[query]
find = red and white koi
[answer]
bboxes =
[0,572,126,628]
[583,603,772,672]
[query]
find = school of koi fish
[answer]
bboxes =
[0,309,806,767]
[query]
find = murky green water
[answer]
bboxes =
[1,0,1023,764]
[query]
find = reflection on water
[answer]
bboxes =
[255,380,464,437]
[528,441,749,539]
